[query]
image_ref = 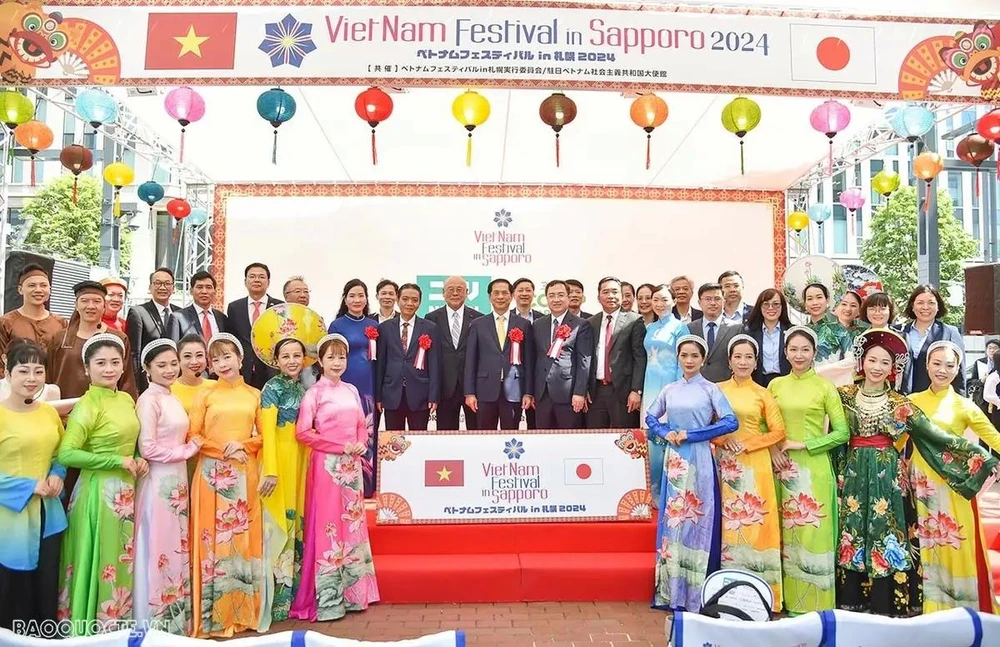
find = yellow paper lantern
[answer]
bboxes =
[103,162,135,218]
[629,94,669,170]
[0,91,34,130]
[871,169,901,198]
[787,211,810,232]
[721,96,762,175]
[452,90,490,166]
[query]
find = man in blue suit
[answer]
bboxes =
[532,280,592,429]
[375,283,442,431]
[465,278,535,430]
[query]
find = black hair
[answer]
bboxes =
[376,279,399,295]
[728,338,758,359]
[5,339,46,373]
[546,280,569,294]
[597,276,621,292]
[512,277,534,291]
[398,283,422,299]
[565,279,585,292]
[904,284,947,320]
[677,339,706,358]
[635,283,657,298]
[190,270,216,290]
[336,279,370,318]
[84,338,125,365]
[802,282,829,301]
[487,278,512,294]
[244,262,271,279]
[839,291,863,308]
[150,267,175,282]
[621,281,634,293]
[178,333,208,353]
[274,338,306,357]
[860,291,897,324]
[18,263,50,283]
[746,289,792,331]
[718,270,743,283]
[784,329,817,350]
[143,344,178,367]
[697,282,722,298]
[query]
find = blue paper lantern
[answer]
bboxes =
[75,89,119,129]
[808,203,832,223]
[187,207,208,226]
[257,88,297,164]
[886,104,934,142]
[137,180,164,207]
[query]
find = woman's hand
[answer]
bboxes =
[345,441,367,456]
[191,436,205,448]
[122,457,140,477]
[769,446,791,470]
[45,475,64,498]
[135,458,149,478]
[259,475,278,497]
[782,440,806,452]
[223,441,245,459]
[665,430,687,446]
[34,479,53,497]
[721,439,744,454]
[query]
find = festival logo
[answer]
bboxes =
[898,20,1000,100]
[503,437,525,460]
[473,208,532,268]
[0,2,120,84]
[259,13,317,68]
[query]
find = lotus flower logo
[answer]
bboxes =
[494,209,512,228]
[504,437,524,459]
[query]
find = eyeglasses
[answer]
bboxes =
[868,306,890,312]
[151,280,173,288]
[246,274,268,281]
[701,296,723,303]
[762,302,781,309]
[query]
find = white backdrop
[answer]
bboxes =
[222,195,776,317]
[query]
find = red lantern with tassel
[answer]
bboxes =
[539,92,577,168]
[354,87,393,165]
[167,198,191,221]
[14,120,53,186]
[956,133,995,196]
[975,109,1000,180]
[629,94,668,170]
[58,144,94,205]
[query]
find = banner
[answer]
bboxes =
[2,2,998,101]
[375,429,651,524]
[0,628,465,646]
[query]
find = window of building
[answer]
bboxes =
[833,171,847,254]
[62,107,76,147]
[886,143,899,155]
[962,108,978,126]
[947,172,964,223]
[870,159,884,204]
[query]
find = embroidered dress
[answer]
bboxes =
[809,314,852,364]
[645,374,738,612]
[716,377,786,609]
[188,378,265,638]
[259,373,307,626]
[768,369,848,614]
[290,377,379,622]
[56,385,141,635]
[908,386,1000,613]
[133,383,200,634]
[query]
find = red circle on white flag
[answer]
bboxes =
[576,463,592,479]
[817,37,850,71]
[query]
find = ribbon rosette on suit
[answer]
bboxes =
[547,324,572,359]
[365,325,379,360]
[508,327,524,365]
[415,334,432,369]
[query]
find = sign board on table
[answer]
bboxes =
[375,429,651,524]
[4,2,1000,102]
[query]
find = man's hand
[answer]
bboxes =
[626,391,641,413]
[571,395,586,413]
[465,395,478,413]
[521,395,534,410]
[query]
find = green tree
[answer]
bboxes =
[860,185,978,327]
[21,174,131,272]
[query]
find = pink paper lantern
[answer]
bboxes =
[164,86,206,162]
[810,100,851,174]
[839,186,866,237]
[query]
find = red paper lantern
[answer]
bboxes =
[354,87,394,165]
[976,109,1000,142]
[58,144,94,205]
[14,120,54,186]
[956,134,996,195]
[166,198,191,220]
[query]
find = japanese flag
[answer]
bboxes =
[789,23,877,85]
[564,458,604,485]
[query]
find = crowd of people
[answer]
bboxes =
[0,260,999,638]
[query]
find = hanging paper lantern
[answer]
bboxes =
[0,91,34,131]
[839,187,866,213]
[886,104,935,143]
[807,203,832,223]
[103,162,134,218]
[452,90,491,167]
[809,100,851,174]
[137,180,165,208]
[871,169,901,199]
[629,93,669,170]
[787,211,810,232]
[13,120,53,186]
[187,207,208,227]
[58,144,94,204]
[164,86,206,163]
[166,198,191,220]
[354,87,393,165]
[75,89,119,131]
[956,133,995,196]
[257,87,297,165]
[538,92,578,168]
[720,96,761,175]
[912,151,944,213]
[976,109,1000,143]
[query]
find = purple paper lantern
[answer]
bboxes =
[810,100,851,174]
[164,86,206,162]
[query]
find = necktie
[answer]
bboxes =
[401,321,410,351]
[451,311,461,348]
[707,322,716,351]
[252,301,262,324]
[551,318,559,344]
[603,314,613,381]
[201,310,212,340]
[496,315,507,347]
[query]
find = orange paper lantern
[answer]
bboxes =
[14,120,53,186]
[629,94,669,170]
[912,151,944,213]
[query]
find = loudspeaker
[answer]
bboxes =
[3,251,56,312]
[964,263,1000,335]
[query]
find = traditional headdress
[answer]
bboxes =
[81,332,125,361]
[727,333,759,355]
[925,340,963,366]
[317,333,350,354]
[73,280,107,298]
[853,328,909,390]
[100,277,128,292]
[18,266,49,283]
[250,302,327,369]
[209,332,244,358]
[784,325,818,347]
[141,338,177,366]
[676,334,708,356]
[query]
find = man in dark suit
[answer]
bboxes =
[532,280,592,429]
[670,275,703,323]
[375,283,441,431]
[426,275,483,430]
[688,283,742,383]
[126,266,181,393]
[511,277,543,428]
[167,270,229,343]
[718,270,753,325]
[465,278,535,430]
[587,277,646,429]
[566,279,593,319]
[225,262,283,389]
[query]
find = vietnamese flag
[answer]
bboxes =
[424,460,465,487]
[145,13,238,70]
